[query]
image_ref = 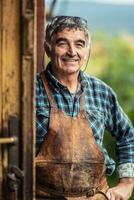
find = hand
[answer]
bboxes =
[106,178,134,200]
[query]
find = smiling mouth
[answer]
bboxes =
[62,58,79,62]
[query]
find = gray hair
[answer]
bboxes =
[45,16,90,49]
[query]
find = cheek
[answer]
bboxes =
[54,46,67,56]
[79,50,89,62]
[51,52,63,66]
[50,50,61,61]
[53,49,67,63]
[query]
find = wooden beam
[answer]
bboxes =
[21,0,35,199]
[0,0,21,199]
[36,0,45,72]
[0,1,3,198]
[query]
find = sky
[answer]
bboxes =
[46,0,134,35]
[57,0,134,5]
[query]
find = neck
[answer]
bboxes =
[52,69,79,93]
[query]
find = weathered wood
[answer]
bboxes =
[36,0,45,72]
[0,0,45,199]
[0,1,2,198]
[22,1,35,199]
[0,0,21,199]
[2,0,21,122]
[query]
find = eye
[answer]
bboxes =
[76,42,85,48]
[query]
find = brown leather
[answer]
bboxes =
[65,176,109,200]
[36,72,107,198]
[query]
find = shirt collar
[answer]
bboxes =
[44,62,88,92]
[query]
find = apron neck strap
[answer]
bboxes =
[80,91,86,112]
[40,71,86,112]
[40,71,57,108]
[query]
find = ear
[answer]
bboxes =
[44,41,51,57]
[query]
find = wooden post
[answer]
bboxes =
[35,0,45,72]
[21,0,35,199]
[0,0,46,199]
[0,0,21,199]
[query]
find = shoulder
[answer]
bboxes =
[36,72,43,85]
[36,71,46,97]
[83,73,117,98]
[36,71,50,107]
[36,71,45,91]
[83,73,109,89]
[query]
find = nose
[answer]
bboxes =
[67,44,77,56]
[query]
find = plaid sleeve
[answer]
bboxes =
[117,163,134,178]
[36,74,50,154]
[106,88,134,177]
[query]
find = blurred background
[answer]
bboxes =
[46,0,134,198]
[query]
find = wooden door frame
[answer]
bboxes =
[22,0,45,199]
[0,0,21,199]
[0,0,45,199]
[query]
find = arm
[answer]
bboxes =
[105,89,134,199]
[36,73,50,155]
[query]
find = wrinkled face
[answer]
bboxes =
[46,28,90,76]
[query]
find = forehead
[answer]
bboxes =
[51,28,87,43]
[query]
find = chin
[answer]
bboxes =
[64,65,80,72]
[64,69,80,75]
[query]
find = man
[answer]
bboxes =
[36,16,134,200]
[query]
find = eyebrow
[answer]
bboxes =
[55,37,68,44]
[55,37,86,46]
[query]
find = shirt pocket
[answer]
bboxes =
[86,110,105,142]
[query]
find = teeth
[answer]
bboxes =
[63,59,78,61]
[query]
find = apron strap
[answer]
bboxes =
[40,71,57,108]
[40,71,87,112]
[79,91,86,112]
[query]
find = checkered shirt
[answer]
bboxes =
[36,63,134,178]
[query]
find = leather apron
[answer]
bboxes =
[36,72,109,200]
